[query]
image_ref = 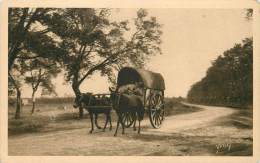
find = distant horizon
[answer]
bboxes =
[9,95,187,99]
[20,8,252,98]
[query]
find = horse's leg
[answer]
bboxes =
[95,113,102,129]
[138,112,141,134]
[109,114,112,131]
[89,113,94,133]
[114,114,121,136]
[103,113,109,132]
[133,112,137,131]
[121,113,125,135]
[138,119,141,134]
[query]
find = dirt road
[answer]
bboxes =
[8,103,252,156]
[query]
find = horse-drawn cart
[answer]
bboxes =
[116,67,165,128]
[83,67,165,129]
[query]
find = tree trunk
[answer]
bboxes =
[8,50,18,71]
[31,91,36,114]
[15,89,22,119]
[72,81,84,118]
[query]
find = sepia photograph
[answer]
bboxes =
[3,3,257,158]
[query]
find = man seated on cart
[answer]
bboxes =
[118,82,144,97]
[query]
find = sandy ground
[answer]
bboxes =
[8,103,252,156]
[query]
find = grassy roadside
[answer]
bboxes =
[214,108,253,129]
[8,98,203,136]
[164,97,204,116]
[180,101,253,130]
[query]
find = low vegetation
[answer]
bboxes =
[164,97,203,116]
[215,108,253,129]
[8,97,202,136]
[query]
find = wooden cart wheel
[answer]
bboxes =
[149,93,164,128]
[122,112,135,128]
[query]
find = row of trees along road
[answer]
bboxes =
[8,8,162,119]
[187,38,253,108]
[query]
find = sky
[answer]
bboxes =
[22,8,252,98]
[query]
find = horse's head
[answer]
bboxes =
[73,94,82,108]
[73,93,92,108]
[109,87,120,108]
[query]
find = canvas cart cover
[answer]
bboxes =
[117,67,165,90]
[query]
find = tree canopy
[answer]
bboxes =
[187,38,253,108]
[8,8,162,118]
[8,8,65,118]
[40,8,162,97]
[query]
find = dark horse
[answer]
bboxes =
[109,87,144,136]
[73,93,112,133]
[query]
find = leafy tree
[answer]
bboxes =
[21,57,60,114]
[41,8,162,117]
[8,8,56,71]
[246,8,253,20]
[8,70,23,119]
[187,38,253,108]
[8,8,64,118]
